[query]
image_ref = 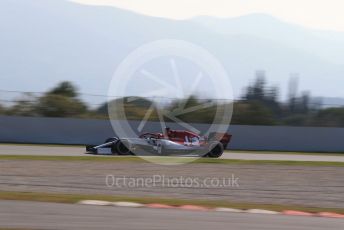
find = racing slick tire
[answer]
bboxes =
[206,142,224,158]
[115,140,132,155]
[105,137,119,154]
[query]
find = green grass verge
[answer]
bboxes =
[0,191,343,214]
[226,150,344,156]
[1,155,344,167]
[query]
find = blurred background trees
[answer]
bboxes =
[0,103,4,114]
[312,108,344,127]
[1,82,87,118]
[35,81,87,117]
[98,97,159,121]
[0,77,344,127]
[5,93,37,116]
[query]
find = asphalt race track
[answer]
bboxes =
[1,144,344,162]
[0,201,343,230]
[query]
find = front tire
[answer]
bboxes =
[206,142,224,158]
[116,140,131,155]
[105,137,119,154]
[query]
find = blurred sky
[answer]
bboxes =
[71,0,344,31]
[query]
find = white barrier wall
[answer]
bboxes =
[1,116,343,152]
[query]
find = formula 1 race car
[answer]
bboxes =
[86,128,232,158]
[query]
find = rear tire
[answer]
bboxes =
[206,142,224,158]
